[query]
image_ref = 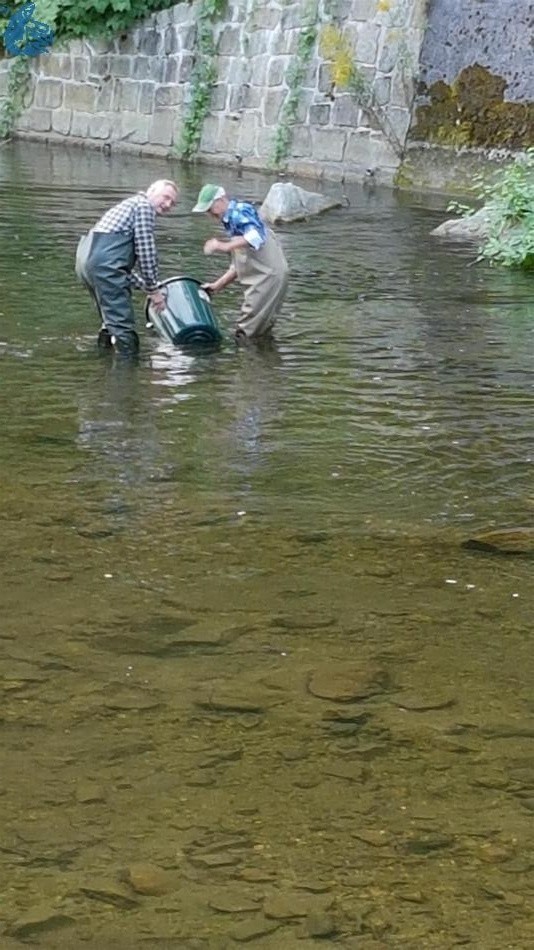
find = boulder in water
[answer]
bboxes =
[463,527,534,555]
[431,207,491,241]
[260,182,342,224]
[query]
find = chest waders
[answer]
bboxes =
[76,229,139,356]
[231,228,289,339]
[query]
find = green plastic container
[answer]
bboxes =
[145,276,222,348]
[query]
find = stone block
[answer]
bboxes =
[332,93,360,127]
[73,57,89,82]
[237,114,259,156]
[109,54,132,78]
[24,107,52,132]
[250,7,280,30]
[302,60,318,91]
[250,55,270,86]
[309,102,331,126]
[378,29,402,74]
[164,26,179,55]
[88,55,110,79]
[280,5,302,29]
[86,38,115,56]
[263,89,287,126]
[384,106,411,146]
[163,58,178,84]
[178,53,194,82]
[34,79,64,109]
[70,112,92,137]
[64,83,97,111]
[267,57,287,87]
[155,84,182,109]
[295,89,314,124]
[218,26,241,56]
[390,65,413,108]
[95,81,113,112]
[89,115,112,139]
[155,8,172,28]
[41,54,72,80]
[311,128,346,161]
[200,114,220,152]
[289,125,312,158]
[114,79,140,112]
[374,75,391,107]
[0,68,9,98]
[69,40,84,56]
[139,81,155,114]
[51,109,72,135]
[150,112,175,146]
[116,31,138,55]
[248,29,269,57]
[116,113,151,144]
[228,83,262,112]
[172,3,192,24]
[356,22,380,65]
[217,113,243,153]
[140,30,161,57]
[318,63,335,95]
[255,124,275,159]
[344,127,398,169]
[133,56,151,80]
[350,0,377,20]
[211,83,228,111]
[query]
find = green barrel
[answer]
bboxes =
[145,276,223,347]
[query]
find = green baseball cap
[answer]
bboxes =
[192,184,226,213]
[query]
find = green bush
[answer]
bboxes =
[450,149,534,270]
[54,0,177,40]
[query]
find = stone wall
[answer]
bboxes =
[0,0,427,184]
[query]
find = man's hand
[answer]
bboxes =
[148,289,166,313]
[204,238,222,255]
[201,282,217,296]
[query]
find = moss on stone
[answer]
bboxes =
[412,64,534,150]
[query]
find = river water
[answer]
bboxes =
[0,141,533,948]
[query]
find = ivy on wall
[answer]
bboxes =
[177,0,226,160]
[270,3,318,170]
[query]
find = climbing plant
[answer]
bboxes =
[0,55,31,139]
[270,3,318,169]
[177,0,226,161]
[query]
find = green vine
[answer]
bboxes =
[270,5,318,169]
[177,0,226,161]
[0,56,32,141]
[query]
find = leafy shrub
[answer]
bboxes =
[54,0,177,40]
[450,149,534,270]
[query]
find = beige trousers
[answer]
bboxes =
[232,228,289,338]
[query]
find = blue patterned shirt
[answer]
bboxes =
[222,199,266,251]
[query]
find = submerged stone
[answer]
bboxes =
[308,664,388,702]
[463,527,534,555]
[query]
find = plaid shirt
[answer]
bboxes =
[94,193,159,291]
[222,199,266,251]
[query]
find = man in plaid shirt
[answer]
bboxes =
[192,184,288,342]
[76,179,178,357]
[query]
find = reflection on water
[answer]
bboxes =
[0,142,533,948]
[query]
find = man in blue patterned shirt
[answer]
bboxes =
[76,180,178,357]
[193,184,288,342]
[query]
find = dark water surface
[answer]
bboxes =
[0,142,533,948]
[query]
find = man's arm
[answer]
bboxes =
[203,264,237,295]
[133,201,159,291]
[204,236,250,255]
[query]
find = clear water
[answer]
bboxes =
[1,141,533,949]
